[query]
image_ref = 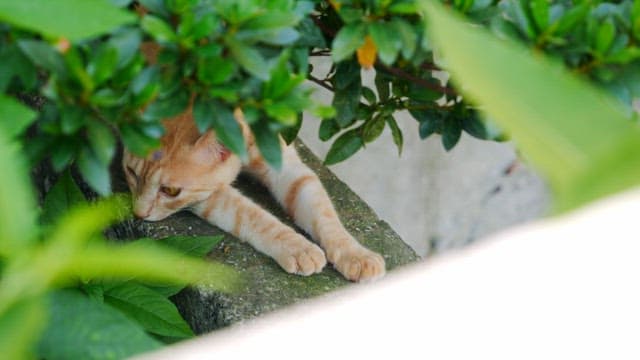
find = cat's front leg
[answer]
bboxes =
[246,144,386,282]
[192,185,326,276]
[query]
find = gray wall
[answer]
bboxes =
[300,60,550,256]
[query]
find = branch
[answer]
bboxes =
[307,73,334,92]
[376,62,455,95]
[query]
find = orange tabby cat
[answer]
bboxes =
[122,107,385,282]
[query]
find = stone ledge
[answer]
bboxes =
[113,142,418,333]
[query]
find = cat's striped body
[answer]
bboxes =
[123,107,385,282]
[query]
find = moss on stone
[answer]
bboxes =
[114,142,417,333]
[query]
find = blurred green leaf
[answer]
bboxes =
[325,129,363,165]
[0,94,37,139]
[156,235,223,258]
[142,91,189,121]
[331,23,367,62]
[87,121,116,166]
[121,123,161,157]
[68,242,239,292]
[38,290,161,360]
[0,0,135,41]
[0,298,46,360]
[141,15,177,43]
[104,282,193,339]
[17,40,66,76]
[391,18,418,59]
[529,0,549,32]
[77,147,112,196]
[369,21,401,64]
[227,39,270,81]
[0,130,37,255]
[197,57,236,85]
[421,0,640,211]
[595,18,616,55]
[193,99,247,161]
[252,121,282,170]
[88,44,118,85]
[41,171,86,226]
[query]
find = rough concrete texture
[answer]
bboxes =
[300,58,551,256]
[112,142,417,333]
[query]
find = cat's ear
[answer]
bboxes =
[194,131,231,162]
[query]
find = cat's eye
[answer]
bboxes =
[160,186,181,197]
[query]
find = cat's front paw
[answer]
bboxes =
[332,246,386,282]
[275,238,327,276]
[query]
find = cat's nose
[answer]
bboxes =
[133,209,150,219]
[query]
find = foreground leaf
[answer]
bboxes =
[0,0,135,41]
[0,94,37,139]
[38,290,161,360]
[0,298,46,360]
[0,129,37,256]
[420,0,640,212]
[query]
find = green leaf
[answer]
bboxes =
[0,94,37,138]
[68,242,239,292]
[252,121,282,170]
[319,118,340,141]
[17,40,66,76]
[265,102,298,126]
[362,87,377,104]
[197,57,236,85]
[0,130,37,255]
[120,123,161,157]
[362,114,386,143]
[421,0,640,212]
[552,3,589,36]
[595,18,616,55]
[141,15,177,43]
[60,106,84,135]
[387,116,403,155]
[157,235,223,258]
[333,80,362,127]
[41,171,87,226]
[0,298,46,360]
[193,99,247,161]
[104,282,193,338]
[391,18,418,59]
[462,114,488,140]
[296,17,326,48]
[227,39,270,81]
[502,0,536,39]
[88,44,118,85]
[369,21,402,64]
[529,0,549,32]
[142,91,189,121]
[331,23,367,62]
[77,147,112,196]
[87,121,116,166]
[0,44,37,92]
[0,0,136,41]
[441,117,462,151]
[38,290,161,360]
[324,129,363,165]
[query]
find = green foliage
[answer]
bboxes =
[2,0,640,354]
[421,0,640,212]
[0,127,235,357]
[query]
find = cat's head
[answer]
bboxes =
[122,130,241,221]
